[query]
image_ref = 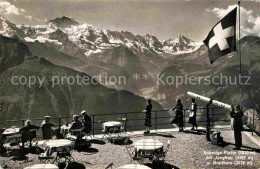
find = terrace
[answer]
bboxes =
[0,108,260,169]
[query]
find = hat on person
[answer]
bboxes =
[25,120,31,125]
[44,116,50,119]
[81,110,87,115]
[73,115,78,120]
[191,98,195,102]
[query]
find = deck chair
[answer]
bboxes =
[124,139,143,164]
[104,162,113,169]
[35,141,55,164]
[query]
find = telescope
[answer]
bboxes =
[187,91,232,110]
[187,91,233,141]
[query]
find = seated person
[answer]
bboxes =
[0,128,6,145]
[69,115,83,138]
[41,116,56,140]
[0,128,6,154]
[19,120,40,148]
[81,110,92,133]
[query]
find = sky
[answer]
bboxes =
[0,0,260,41]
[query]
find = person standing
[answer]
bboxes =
[188,98,197,130]
[230,105,234,130]
[230,105,243,150]
[143,99,152,134]
[41,116,56,140]
[170,99,184,131]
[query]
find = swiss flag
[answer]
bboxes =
[203,7,237,64]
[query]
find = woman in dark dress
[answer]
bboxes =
[188,98,197,130]
[170,99,184,131]
[143,99,152,134]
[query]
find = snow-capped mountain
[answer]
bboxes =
[0,16,205,95]
[0,16,203,57]
[162,35,203,55]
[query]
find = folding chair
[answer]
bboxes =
[103,126,124,143]
[35,142,55,164]
[55,145,74,169]
[124,139,143,164]
[153,140,170,164]
[66,129,85,146]
[104,162,113,169]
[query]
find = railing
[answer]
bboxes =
[245,109,260,136]
[0,106,232,137]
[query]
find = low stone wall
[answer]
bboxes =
[244,109,260,133]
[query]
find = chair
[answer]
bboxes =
[153,140,170,163]
[4,134,21,156]
[104,162,113,169]
[55,145,74,169]
[35,142,55,164]
[124,139,143,164]
[103,126,125,143]
[66,129,85,146]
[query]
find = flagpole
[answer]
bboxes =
[238,1,242,106]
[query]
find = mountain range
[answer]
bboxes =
[0,16,260,124]
[0,16,204,95]
[0,34,164,128]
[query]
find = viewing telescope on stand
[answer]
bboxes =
[187,92,232,141]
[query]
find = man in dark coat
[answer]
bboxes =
[41,116,56,140]
[230,105,243,150]
[20,120,40,148]
[170,99,184,131]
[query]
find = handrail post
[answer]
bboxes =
[206,101,212,141]
[125,113,127,133]
[155,111,157,131]
[212,108,214,126]
[183,110,185,129]
[92,115,95,137]
[252,111,254,136]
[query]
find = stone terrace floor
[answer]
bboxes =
[0,126,260,169]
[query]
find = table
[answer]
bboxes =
[24,164,58,169]
[133,139,163,151]
[2,127,20,136]
[38,139,74,156]
[103,121,122,133]
[117,164,151,169]
[133,139,164,159]
[2,127,21,145]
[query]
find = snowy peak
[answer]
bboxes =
[162,35,202,54]
[0,16,26,38]
[48,16,79,28]
[164,35,194,45]
[0,17,203,57]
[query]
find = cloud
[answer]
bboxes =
[0,1,25,15]
[207,4,260,37]
[25,15,32,21]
